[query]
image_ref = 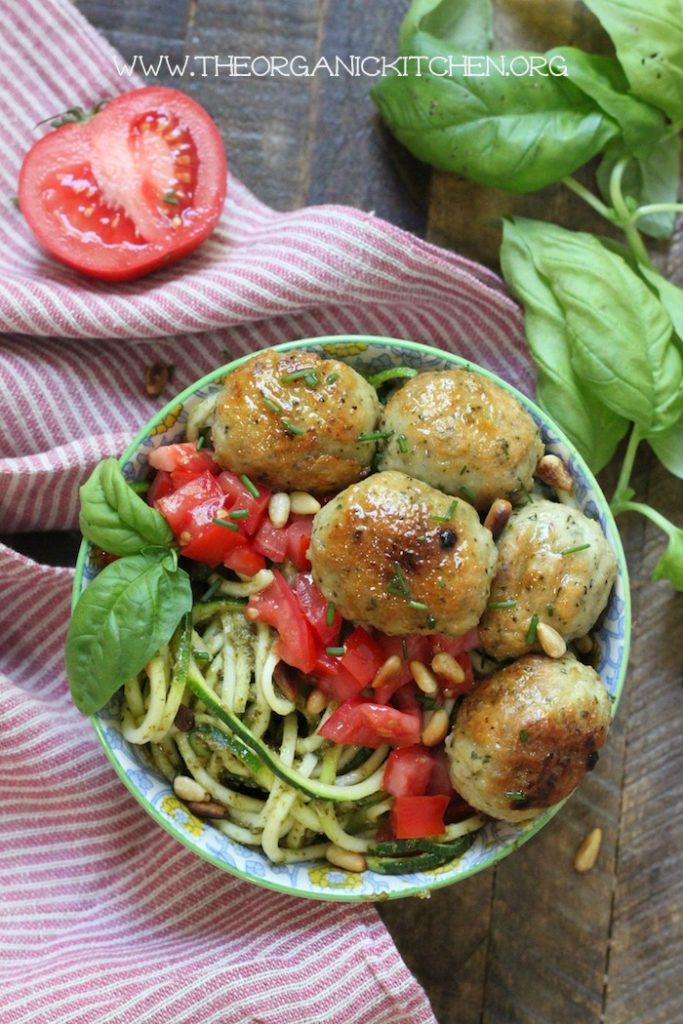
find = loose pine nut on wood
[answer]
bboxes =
[371,655,402,688]
[410,660,438,695]
[421,709,450,747]
[537,621,567,658]
[574,827,602,873]
[326,844,366,873]
[289,491,321,515]
[431,652,465,685]
[268,492,290,529]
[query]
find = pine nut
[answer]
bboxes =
[421,708,450,747]
[431,652,465,685]
[173,775,209,803]
[268,491,291,529]
[536,454,574,492]
[306,688,328,715]
[537,621,567,658]
[574,634,594,654]
[289,491,321,515]
[187,800,227,819]
[371,655,402,688]
[326,844,366,873]
[574,827,602,873]
[483,498,513,538]
[410,660,438,695]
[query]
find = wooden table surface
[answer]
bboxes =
[9,2,681,1022]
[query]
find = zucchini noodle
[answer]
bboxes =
[119,603,482,869]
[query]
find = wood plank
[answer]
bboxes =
[602,459,683,1024]
[306,0,427,231]
[183,1,323,210]
[75,0,190,67]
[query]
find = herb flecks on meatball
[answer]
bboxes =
[378,368,543,511]
[212,350,380,493]
[309,470,498,635]
[446,654,612,822]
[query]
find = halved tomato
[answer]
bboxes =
[19,86,227,281]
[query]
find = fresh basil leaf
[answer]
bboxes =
[548,47,666,155]
[372,36,619,192]
[500,218,628,472]
[648,419,683,479]
[79,457,173,556]
[66,550,193,715]
[514,219,683,434]
[652,526,683,590]
[596,135,681,239]
[638,264,683,345]
[583,0,683,124]
[400,0,492,56]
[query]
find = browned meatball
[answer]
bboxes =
[211,350,380,493]
[309,470,497,635]
[446,654,611,822]
[479,499,617,660]
[378,368,543,510]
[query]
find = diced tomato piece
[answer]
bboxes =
[149,442,218,480]
[285,516,313,571]
[246,570,318,673]
[391,795,449,839]
[318,699,421,749]
[291,574,341,645]
[147,469,173,505]
[224,545,266,577]
[314,652,365,703]
[180,502,246,566]
[156,470,224,535]
[383,745,433,798]
[426,747,455,797]
[217,471,271,536]
[252,518,289,562]
[341,626,386,687]
[431,628,480,657]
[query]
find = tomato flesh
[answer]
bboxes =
[391,795,449,839]
[19,87,227,281]
[341,626,386,686]
[217,472,271,537]
[155,470,223,535]
[246,571,318,674]
[291,574,341,645]
[318,700,421,749]
[382,745,433,798]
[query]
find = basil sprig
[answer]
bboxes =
[66,549,193,715]
[67,458,191,715]
[79,458,172,555]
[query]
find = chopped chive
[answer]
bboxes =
[488,598,517,609]
[389,561,410,597]
[401,638,408,660]
[193,650,211,662]
[260,391,283,414]
[527,612,539,645]
[408,600,429,611]
[431,499,458,522]
[326,602,336,627]
[459,484,477,504]
[128,480,150,494]
[459,465,469,476]
[281,368,320,387]
[325,372,339,384]
[367,366,418,388]
[561,543,591,556]
[200,579,222,602]
[505,790,528,803]
[229,508,249,520]
[163,191,179,205]
[281,419,305,436]
[326,646,346,656]
[195,435,206,450]
[546,603,555,617]
[397,434,409,454]
[240,474,260,498]
[358,430,394,443]
[437,577,446,589]
[304,372,320,387]
[212,517,240,531]
[518,730,529,743]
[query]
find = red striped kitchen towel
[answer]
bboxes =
[0,1,530,1022]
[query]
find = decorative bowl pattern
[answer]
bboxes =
[74,336,630,901]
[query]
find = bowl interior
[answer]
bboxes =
[78,336,630,901]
